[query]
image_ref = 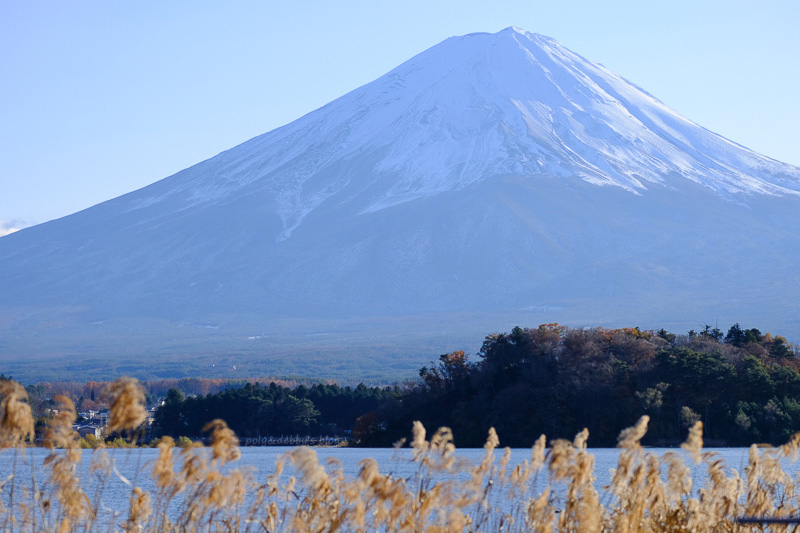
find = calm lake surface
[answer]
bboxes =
[0,446,786,523]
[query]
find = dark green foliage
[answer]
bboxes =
[153,381,399,440]
[771,336,794,359]
[725,323,746,345]
[700,325,724,341]
[657,329,676,344]
[725,323,764,346]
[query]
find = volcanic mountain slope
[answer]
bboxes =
[2,27,799,381]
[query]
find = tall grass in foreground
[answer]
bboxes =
[3,378,800,531]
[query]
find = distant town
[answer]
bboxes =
[71,405,158,441]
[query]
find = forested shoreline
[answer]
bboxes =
[153,382,400,440]
[369,324,800,447]
[11,323,800,448]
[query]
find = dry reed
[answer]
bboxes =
[102,377,147,436]
[2,376,800,531]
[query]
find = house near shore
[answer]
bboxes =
[77,426,103,439]
[79,409,98,420]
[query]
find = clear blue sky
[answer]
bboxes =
[2,0,798,234]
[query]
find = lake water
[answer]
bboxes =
[0,446,785,526]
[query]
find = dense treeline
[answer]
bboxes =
[19,376,312,417]
[361,324,800,447]
[153,382,400,439]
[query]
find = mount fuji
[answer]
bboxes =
[2,27,800,381]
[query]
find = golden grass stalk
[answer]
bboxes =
[42,395,89,531]
[102,377,147,435]
[0,380,34,447]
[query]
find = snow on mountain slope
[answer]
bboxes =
[1,27,799,381]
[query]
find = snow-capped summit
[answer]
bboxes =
[120,27,800,239]
[1,28,799,381]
